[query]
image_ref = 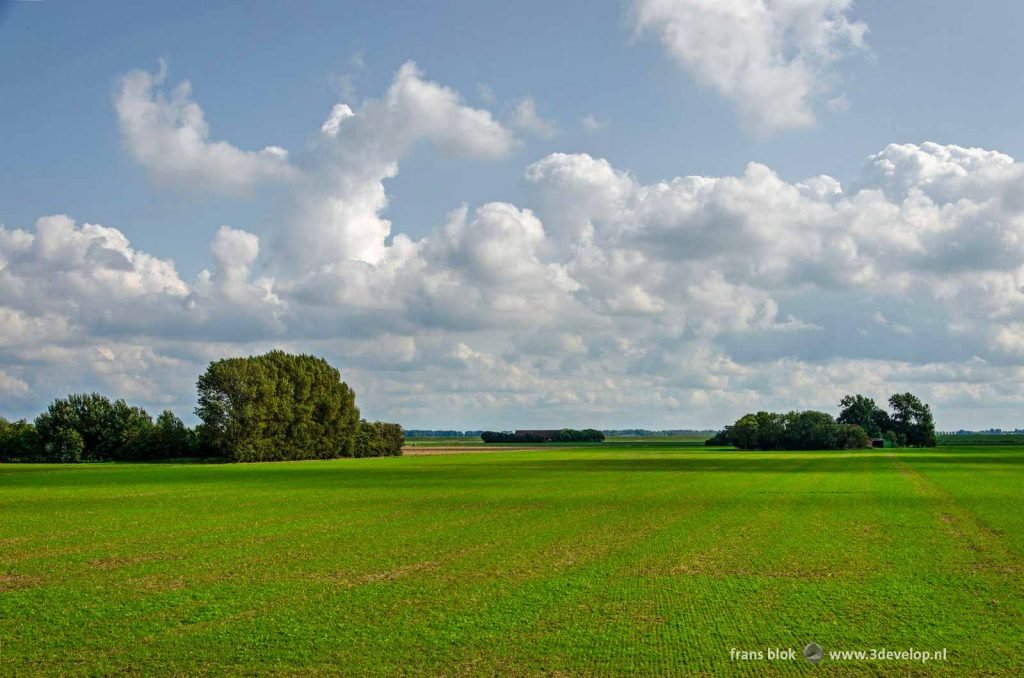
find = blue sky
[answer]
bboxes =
[3,1,1024,429]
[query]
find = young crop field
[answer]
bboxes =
[936,433,1024,446]
[2,444,1022,675]
[402,436,486,447]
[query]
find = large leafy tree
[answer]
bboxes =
[195,351,361,461]
[782,410,840,450]
[148,410,195,459]
[888,392,937,447]
[753,412,786,450]
[730,414,761,450]
[837,394,891,438]
[836,424,871,449]
[0,419,41,461]
[34,393,153,461]
[354,420,405,457]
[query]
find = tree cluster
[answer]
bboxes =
[0,395,205,463]
[481,428,605,443]
[705,392,937,450]
[0,351,404,463]
[836,393,936,447]
[354,420,405,457]
[704,410,870,450]
[406,430,484,438]
[604,429,715,436]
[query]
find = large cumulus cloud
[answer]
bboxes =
[115,60,299,193]
[632,0,868,135]
[4,59,1024,428]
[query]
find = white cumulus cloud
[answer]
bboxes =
[510,96,559,139]
[275,61,517,271]
[632,0,867,135]
[12,56,1024,429]
[115,60,299,193]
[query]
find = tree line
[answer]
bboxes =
[406,430,485,438]
[481,429,606,443]
[0,351,403,463]
[705,393,937,450]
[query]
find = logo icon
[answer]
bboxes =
[803,642,824,664]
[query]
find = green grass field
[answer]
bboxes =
[2,444,1022,675]
[402,434,709,448]
[402,436,485,446]
[936,433,1024,446]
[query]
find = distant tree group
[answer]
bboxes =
[481,429,605,443]
[0,417,42,462]
[0,395,203,463]
[705,411,869,450]
[406,430,484,438]
[705,392,937,450]
[481,431,518,443]
[35,393,157,462]
[354,420,405,457]
[838,392,936,448]
[561,428,605,442]
[0,351,404,463]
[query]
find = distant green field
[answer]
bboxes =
[2,444,1022,675]
[403,434,710,446]
[606,434,710,444]
[936,433,1024,446]
[403,436,484,446]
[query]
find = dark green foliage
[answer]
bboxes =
[46,427,85,463]
[377,422,405,456]
[354,420,405,457]
[782,410,840,450]
[554,428,605,442]
[752,412,786,450]
[34,393,154,462]
[0,418,42,462]
[556,428,584,442]
[730,414,761,450]
[888,392,937,447]
[4,352,390,464]
[481,428,605,443]
[107,399,156,460]
[482,431,518,443]
[836,423,872,449]
[35,393,111,459]
[192,423,225,459]
[713,410,869,450]
[3,402,220,463]
[195,350,360,461]
[838,392,936,448]
[886,428,907,447]
[713,392,937,450]
[148,410,195,459]
[838,394,891,438]
[705,427,733,446]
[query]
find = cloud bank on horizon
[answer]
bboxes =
[2,1,1023,429]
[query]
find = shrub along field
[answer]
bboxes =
[1,443,1022,675]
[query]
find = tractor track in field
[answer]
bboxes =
[887,452,1024,576]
